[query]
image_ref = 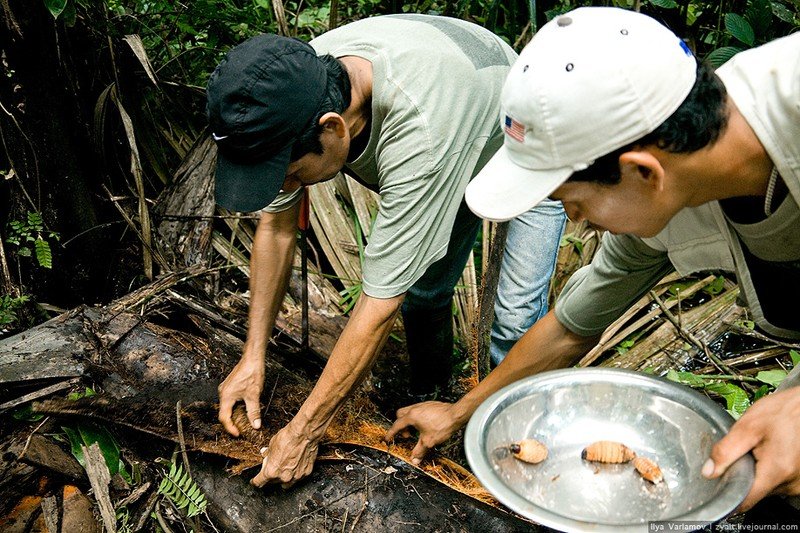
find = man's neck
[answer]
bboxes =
[339,56,373,142]
[670,99,774,207]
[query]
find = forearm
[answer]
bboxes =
[451,310,598,426]
[244,206,300,360]
[291,293,403,438]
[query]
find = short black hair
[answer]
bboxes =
[290,55,352,161]
[568,62,728,185]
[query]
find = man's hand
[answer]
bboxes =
[385,401,461,465]
[218,355,265,436]
[251,423,318,487]
[702,386,800,511]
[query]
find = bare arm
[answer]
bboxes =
[387,310,599,462]
[218,204,299,436]
[252,292,403,486]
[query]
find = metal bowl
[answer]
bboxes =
[465,368,754,532]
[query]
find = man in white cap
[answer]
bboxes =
[388,6,800,512]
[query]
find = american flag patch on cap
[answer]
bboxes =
[504,115,525,142]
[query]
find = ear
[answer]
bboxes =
[618,150,665,192]
[318,112,347,138]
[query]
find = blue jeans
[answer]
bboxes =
[490,199,566,365]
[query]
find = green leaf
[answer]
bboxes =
[27,211,42,227]
[11,404,45,422]
[648,0,678,8]
[666,369,709,387]
[705,46,743,67]
[703,276,725,296]
[158,462,207,517]
[790,350,800,367]
[668,280,694,298]
[35,238,52,269]
[615,338,635,355]
[118,459,132,483]
[67,386,96,401]
[43,0,68,19]
[61,0,77,26]
[756,369,787,388]
[705,382,751,419]
[771,1,796,24]
[747,0,773,36]
[62,426,86,467]
[753,384,771,401]
[725,13,755,46]
[18,247,32,257]
[76,423,121,476]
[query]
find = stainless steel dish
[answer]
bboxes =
[465,368,754,532]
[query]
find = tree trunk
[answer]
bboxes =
[0,1,135,305]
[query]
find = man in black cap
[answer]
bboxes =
[206,14,565,486]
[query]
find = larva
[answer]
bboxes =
[510,439,548,464]
[633,456,663,483]
[581,441,636,464]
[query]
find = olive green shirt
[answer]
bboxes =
[264,15,516,298]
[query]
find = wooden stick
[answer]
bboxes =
[0,377,81,412]
[474,221,508,381]
[649,290,737,377]
[176,401,191,479]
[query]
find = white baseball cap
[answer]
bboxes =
[466,7,697,222]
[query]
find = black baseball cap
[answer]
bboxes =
[206,34,328,212]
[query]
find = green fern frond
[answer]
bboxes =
[34,238,52,269]
[157,463,207,517]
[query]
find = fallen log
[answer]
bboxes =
[194,443,536,533]
[0,291,535,530]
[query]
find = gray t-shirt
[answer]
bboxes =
[555,33,800,340]
[263,15,516,298]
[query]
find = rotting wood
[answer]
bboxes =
[579,273,715,367]
[308,178,363,289]
[19,434,85,481]
[7,298,503,507]
[602,288,742,373]
[62,485,103,533]
[0,377,81,412]
[0,310,88,385]
[154,135,216,270]
[83,443,116,533]
[192,443,536,533]
[695,346,787,374]
[0,435,38,518]
[650,289,737,378]
[114,481,151,511]
[166,289,247,338]
[40,494,59,533]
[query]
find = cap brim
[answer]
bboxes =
[214,145,291,213]
[466,145,573,222]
